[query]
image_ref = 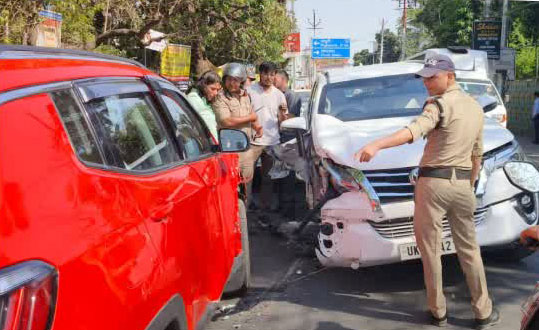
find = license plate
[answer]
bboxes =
[399,238,456,261]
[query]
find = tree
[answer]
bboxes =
[0,0,292,77]
[398,8,435,58]
[0,0,47,44]
[413,0,482,48]
[374,29,401,63]
[353,49,370,66]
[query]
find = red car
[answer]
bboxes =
[0,45,250,330]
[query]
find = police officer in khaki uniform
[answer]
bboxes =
[355,54,499,329]
[213,63,263,183]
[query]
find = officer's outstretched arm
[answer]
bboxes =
[354,129,413,163]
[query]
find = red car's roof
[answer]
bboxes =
[0,46,157,92]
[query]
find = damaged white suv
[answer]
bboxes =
[282,61,538,268]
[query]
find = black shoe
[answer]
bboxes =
[475,308,500,330]
[430,312,448,327]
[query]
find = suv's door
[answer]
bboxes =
[296,79,325,209]
[153,81,242,266]
[44,87,164,329]
[140,78,237,323]
[74,77,218,327]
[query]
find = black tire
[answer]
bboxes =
[223,199,251,296]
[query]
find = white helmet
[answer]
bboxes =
[223,63,247,82]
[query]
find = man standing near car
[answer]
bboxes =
[214,63,262,184]
[247,62,287,215]
[354,54,499,329]
[273,69,302,218]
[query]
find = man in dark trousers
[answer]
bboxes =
[273,69,302,218]
[355,54,499,329]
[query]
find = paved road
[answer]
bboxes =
[206,138,539,330]
[207,210,538,330]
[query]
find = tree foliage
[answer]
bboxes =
[0,0,292,76]
[353,49,370,66]
[374,29,401,64]
[413,0,482,48]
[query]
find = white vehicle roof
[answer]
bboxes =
[325,62,424,84]
[407,48,489,80]
[324,48,491,84]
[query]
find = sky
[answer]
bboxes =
[291,0,403,56]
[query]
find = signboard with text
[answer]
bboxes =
[160,44,191,90]
[34,10,62,48]
[473,21,502,60]
[312,38,350,59]
[284,33,301,53]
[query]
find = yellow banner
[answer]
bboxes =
[161,44,191,81]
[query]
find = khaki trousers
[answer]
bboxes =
[413,175,492,319]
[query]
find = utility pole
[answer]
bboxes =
[395,0,418,60]
[401,0,407,60]
[484,0,491,18]
[500,0,509,48]
[380,19,385,64]
[307,10,322,88]
[307,9,322,38]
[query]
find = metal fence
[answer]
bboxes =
[505,79,538,137]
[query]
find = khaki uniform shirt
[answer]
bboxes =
[406,84,484,169]
[213,89,253,141]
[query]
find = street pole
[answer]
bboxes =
[401,0,407,60]
[484,0,491,18]
[500,0,509,48]
[307,10,322,89]
[380,19,385,64]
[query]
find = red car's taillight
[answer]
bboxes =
[0,261,57,330]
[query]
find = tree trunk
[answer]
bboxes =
[191,29,216,78]
[3,21,9,43]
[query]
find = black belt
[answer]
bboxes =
[418,167,472,180]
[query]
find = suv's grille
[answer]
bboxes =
[368,206,489,239]
[363,168,416,203]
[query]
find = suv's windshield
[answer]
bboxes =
[319,74,428,121]
[458,80,501,105]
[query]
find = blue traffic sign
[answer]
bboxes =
[312,39,351,59]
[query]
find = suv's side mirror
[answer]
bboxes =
[281,117,307,131]
[504,94,510,103]
[219,129,249,153]
[477,95,498,113]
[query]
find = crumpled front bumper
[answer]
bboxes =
[316,168,538,268]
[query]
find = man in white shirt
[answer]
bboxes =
[247,62,287,213]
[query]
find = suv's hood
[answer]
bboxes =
[312,114,514,171]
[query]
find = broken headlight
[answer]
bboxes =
[477,140,526,196]
[321,159,384,219]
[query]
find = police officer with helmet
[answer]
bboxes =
[214,63,263,184]
[355,54,499,329]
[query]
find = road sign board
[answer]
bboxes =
[312,38,350,59]
[473,21,502,59]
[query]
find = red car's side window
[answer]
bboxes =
[160,90,214,161]
[85,91,179,172]
[50,89,104,165]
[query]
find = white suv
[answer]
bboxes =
[282,60,537,268]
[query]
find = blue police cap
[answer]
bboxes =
[415,54,455,78]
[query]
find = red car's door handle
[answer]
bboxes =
[150,202,174,222]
